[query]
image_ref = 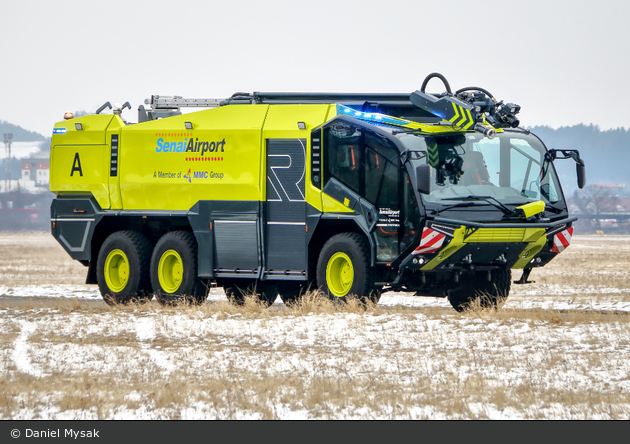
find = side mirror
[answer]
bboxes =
[577,159,586,189]
[416,164,431,195]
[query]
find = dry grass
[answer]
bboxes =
[1,231,630,419]
[2,309,629,419]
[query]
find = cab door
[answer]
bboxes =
[264,138,307,277]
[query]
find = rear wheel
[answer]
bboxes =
[150,231,207,306]
[96,231,153,306]
[448,268,511,312]
[222,280,278,308]
[316,233,380,304]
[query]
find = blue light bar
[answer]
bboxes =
[336,104,412,128]
[53,128,67,134]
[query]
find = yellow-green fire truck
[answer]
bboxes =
[49,73,585,311]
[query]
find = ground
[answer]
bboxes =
[0,232,629,419]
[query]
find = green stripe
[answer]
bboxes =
[427,143,439,167]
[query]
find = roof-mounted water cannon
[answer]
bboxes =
[409,73,521,138]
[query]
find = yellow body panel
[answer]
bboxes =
[51,114,112,146]
[49,144,111,209]
[321,193,355,213]
[421,227,467,270]
[106,117,126,209]
[118,105,269,210]
[49,104,354,212]
[50,114,119,209]
[464,227,545,243]
[513,233,547,269]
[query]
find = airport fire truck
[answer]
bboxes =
[49,73,585,311]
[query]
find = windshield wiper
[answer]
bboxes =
[432,202,485,215]
[400,149,426,164]
[544,204,564,214]
[441,195,515,216]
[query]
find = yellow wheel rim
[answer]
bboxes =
[104,249,129,293]
[158,249,184,293]
[326,252,354,297]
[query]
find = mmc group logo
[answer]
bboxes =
[183,169,225,183]
[184,169,192,183]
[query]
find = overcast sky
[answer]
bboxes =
[1,0,629,136]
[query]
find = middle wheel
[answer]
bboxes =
[316,232,380,304]
[150,231,208,306]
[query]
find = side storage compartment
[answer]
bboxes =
[51,196,101,261]
[188,201,262,279]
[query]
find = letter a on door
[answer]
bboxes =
[71,153,83,177]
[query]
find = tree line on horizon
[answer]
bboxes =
[527,124,630,193]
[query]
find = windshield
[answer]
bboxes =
[397,130,564,208]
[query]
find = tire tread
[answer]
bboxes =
[151,231,207,306]
[316,232,380,304]
[97,230,153,306]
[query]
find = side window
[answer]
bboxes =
[364,133,401,262]
[324,121,403,262]
[509,138,557,202]
[364,133,399,210]
[324,123,362,194]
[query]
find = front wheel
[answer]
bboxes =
[316,233,380,304]
[150,231,208,306]
[96,230,153,306]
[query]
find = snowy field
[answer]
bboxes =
[1,232,630,419]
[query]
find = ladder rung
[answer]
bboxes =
[149,96,225,109]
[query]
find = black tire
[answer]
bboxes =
[150,231,208,306]
[96,230,153,306]
[316,232,380,304]
[448,268,511,312]
[222,280,278,308]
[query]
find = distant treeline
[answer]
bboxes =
[527,124,630,193]
[0,120,46,141]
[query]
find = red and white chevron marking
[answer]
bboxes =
[551,227,574,253]
[412,228,446,255]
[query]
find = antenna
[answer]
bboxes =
[3,133,12,192]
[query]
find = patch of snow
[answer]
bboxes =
[12,320,47,378]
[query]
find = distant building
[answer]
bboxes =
[18,151,49,192]
[21,156,49,186]
[0,141,49,193]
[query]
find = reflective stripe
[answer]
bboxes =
[551,227,574,253]
[412,228,446,255]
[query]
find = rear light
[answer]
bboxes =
[64,112,74,120]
